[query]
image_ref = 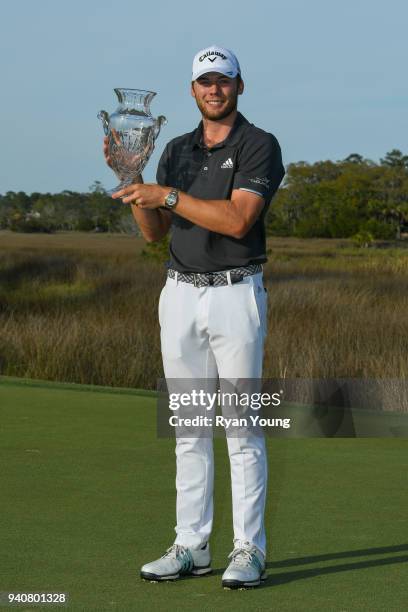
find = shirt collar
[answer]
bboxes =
[192,111,249,150]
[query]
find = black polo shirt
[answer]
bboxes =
[156,111,285,273]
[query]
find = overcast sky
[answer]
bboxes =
[0,0,406,193]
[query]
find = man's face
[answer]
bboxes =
[191,72,244,121]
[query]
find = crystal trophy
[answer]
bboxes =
[98,88,167,193]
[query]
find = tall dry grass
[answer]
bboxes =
[1,232,408,407]
[0,232,163,389]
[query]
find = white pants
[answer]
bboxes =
[158,271,268,555]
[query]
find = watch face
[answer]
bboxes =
[166,191,178,207]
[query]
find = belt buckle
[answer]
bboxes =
[208,273,214,286]
[193,273,199,288]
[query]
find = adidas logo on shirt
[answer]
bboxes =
[221,158,233,169]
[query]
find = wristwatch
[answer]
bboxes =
[164,189,179,210]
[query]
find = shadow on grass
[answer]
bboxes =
[210,544,408,589]
[267,543,408,568]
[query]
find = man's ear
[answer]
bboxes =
[238,78,244,96]
[191,81,196,98]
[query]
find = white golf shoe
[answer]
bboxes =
[222,541,266,589]
[140,543,212,581]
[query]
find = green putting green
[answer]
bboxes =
[0,377,407,611]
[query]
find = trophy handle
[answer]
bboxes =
[154,115,167,139]
[97,110,110,136]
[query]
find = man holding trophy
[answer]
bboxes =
[103,45,285,589]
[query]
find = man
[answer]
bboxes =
[109,45,285,589]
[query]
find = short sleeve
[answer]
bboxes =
[233,133,285,201]
[156,144,169,186]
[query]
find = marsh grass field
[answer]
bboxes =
[1,231,408,408]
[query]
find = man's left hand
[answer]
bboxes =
[112,183,168,208]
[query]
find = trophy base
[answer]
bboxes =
[106,179,134,197]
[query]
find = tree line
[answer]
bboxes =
[266,149,408,240]
[1,150,408,240]
[0,182,137,234]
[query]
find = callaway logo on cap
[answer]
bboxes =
[192,45,241,81]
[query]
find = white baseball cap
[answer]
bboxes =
[192,45,241,81]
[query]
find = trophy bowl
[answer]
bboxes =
[98,88,167,194]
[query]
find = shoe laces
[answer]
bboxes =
[162,544,188,560]
[228,544,258,567]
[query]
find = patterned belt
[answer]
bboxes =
[167,264,263,288]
